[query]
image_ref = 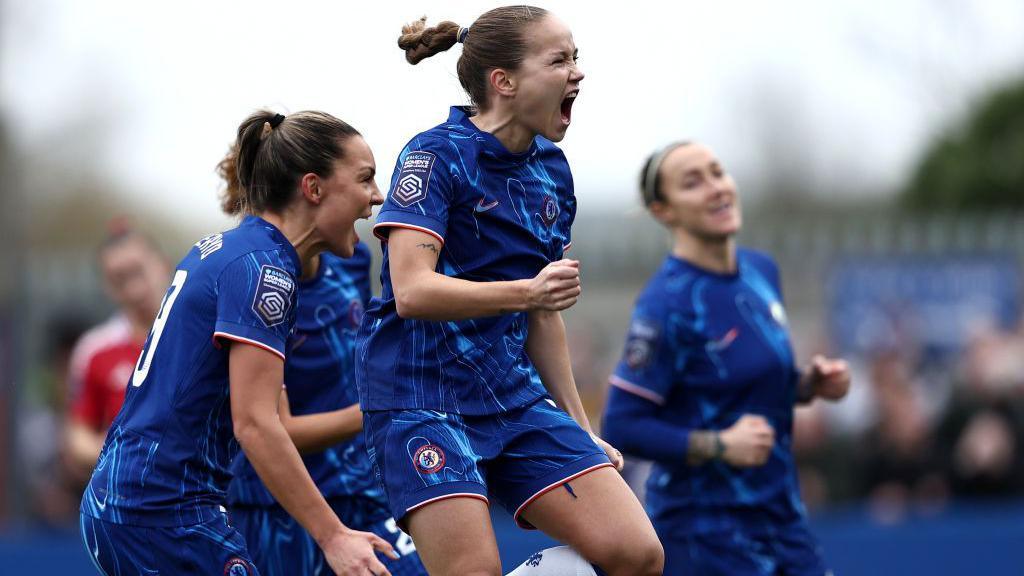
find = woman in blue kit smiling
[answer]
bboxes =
[602,141,852,576]
[355,6,663,576]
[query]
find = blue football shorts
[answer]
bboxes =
[229,495,427,576]
[80,508,258,576]
[363,396,612,529]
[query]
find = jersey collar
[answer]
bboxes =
[448,106,538,164]
[240,215,303,276]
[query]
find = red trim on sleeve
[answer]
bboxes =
[212,332,285,361]
[608,374,667,405]
[372,222,445,246]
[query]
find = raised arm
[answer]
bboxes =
[388,228,581,320]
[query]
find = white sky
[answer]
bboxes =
[4,0,1024,230]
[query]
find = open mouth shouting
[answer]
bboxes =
[560,89,579,126]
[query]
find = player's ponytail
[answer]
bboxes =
[398,17,461,65]
[216,144,244,216]
[228,109,360,216]
[398,6,549,111]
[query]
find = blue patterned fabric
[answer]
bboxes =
[81,216,299,528]
[230,496,427,576]
[357,106,576,416]
[363,397,610,528]
[606,249,808,534]
[228,247,381,507]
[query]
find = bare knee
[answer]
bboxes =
[429,558,501,576]
[431,565,500,576]
[589,534,664,576]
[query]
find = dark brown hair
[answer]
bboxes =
[397,6,550,110]
[217,110,360,216]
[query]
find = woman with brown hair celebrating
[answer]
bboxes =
[356,7,663,576]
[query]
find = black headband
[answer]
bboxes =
[641,142,689,206]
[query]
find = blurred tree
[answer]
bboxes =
[902,77,1024,210]
[0,115,18,523]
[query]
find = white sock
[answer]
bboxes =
[505,546,598,576]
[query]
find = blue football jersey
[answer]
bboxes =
[356,106,576,416]
[228,245,384,507]
[81,215,300,527]
[609,249,805,534]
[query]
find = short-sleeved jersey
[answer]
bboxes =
[228,245,384,507]
[81,216,300,527]
[67,315,143,431]
[609,249,805,535]
[356,106,576,416]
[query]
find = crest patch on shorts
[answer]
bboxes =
[413,444,446,474]
[223,558,251,576]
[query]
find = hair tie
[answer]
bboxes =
[269,113,286,128]
[457,27,469,43]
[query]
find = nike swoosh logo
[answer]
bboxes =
[707,327,740,352]
[474,198,500,213]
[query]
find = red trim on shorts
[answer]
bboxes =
[406,492,490,514]
[513,462,616,528]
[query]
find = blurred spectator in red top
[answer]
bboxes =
[64,219,169,482]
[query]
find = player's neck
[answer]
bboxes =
[470,109,534,153]
[300,253,321,282]
[671,231,736,275]
[127,311,154,342]
[257,211,323,278]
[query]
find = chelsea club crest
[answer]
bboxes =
[541,195,559,226]
[223,558,251,576]
[413,444,446,474]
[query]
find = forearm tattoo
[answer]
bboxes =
[687,430,722,465]
[416,243,439,255]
